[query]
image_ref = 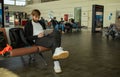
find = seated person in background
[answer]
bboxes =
[50,17,58,29]
[55,21,65,33]
[24,9,69,73]
[39,17,46,29]
[64,20,73,32]
[70,18,79,31]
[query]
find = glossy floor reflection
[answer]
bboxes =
[0,29,120,77]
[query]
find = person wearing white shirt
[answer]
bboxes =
[24,9,69,73]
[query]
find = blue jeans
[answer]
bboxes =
[55,24,65,31]
[72,23,79,30]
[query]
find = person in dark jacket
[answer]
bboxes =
[24,9,69,73]
[50,17,58,29]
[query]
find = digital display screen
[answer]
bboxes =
[0,3,2,27]
[0,0,3,27]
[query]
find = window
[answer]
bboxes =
[4,0,26,6]
[16,1,26,6]
[4,0,14,5]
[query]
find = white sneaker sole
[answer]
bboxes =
[54,68,62,73]
[53,51,69,60]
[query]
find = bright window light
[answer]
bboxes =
[4,0,14,5]
[16,1,26,6]
[4,0,26,6]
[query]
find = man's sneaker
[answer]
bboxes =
[52,47,69,60]
[54,61,62,73]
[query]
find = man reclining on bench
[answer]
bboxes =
[1,9,69,73]
[24,9,69,73]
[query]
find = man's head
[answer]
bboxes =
[61,18,63,21]
[53,17,56,20]
[31,9,41,22]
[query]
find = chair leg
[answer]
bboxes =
[20,56,27,65]
[38,52,47,66]
[28,54,36,64]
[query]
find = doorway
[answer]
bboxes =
[74,7,81,26]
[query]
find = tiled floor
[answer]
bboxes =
[0,29,120,77]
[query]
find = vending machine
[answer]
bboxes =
[92,5,104,33]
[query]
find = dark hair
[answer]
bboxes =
[31,9,41,16]
[118,16,120,19]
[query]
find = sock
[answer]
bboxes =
[54,61,60,68]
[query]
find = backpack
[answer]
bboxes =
[0,31,6,50]
[9,28,29,49]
